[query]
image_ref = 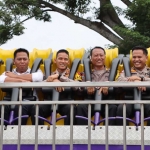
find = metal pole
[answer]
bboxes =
[70,104,74,150]
[105,104,108,150]
[0,105,4,150]
[17,88,22,150]
[88,104,91,150]
[141,104,144,150]
[123,104,126,150]
[52,104,56,150]
[35,104,39,150]
[1,100,150,105]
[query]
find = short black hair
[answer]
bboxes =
[90,46,105,56]
[132,46,148,55]
[56,49,69,58]
[14,48,29,58]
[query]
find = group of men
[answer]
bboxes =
[0,45,150,126]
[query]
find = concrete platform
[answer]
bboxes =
[1,125,150,145]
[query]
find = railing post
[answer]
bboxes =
[123,103,126,150]
[88,104,91,150]
[141,104,144,150]
[35,104,39,150]
[0,105,4,150]
[17,87,22,150]
[105,104,109,150]
[70,104,74,150]
[52,104,56,150]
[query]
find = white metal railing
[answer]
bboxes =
[0,81,150,150]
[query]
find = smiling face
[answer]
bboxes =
[55,52,69,73]
[90,48,105,69]
[132,49,147,71]
[14,52,29,73]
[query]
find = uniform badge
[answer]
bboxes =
[75,72,82,81]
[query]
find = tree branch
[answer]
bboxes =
[41,0,123,45]
[99,0,126,39]
[121,0,132,7]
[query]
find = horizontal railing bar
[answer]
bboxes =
[0,100,150,105]
[0,81,150,88]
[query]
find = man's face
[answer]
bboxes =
[14,52,29,73]
[91,48,105,67]
[55,52,69,71]
[132,49,147,70]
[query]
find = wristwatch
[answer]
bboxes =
[58,74,61,80]
[140,76,144,81]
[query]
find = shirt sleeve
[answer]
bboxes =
[59,72,83,82]
[59,76,77,82]
[32,69,44,82]
[60,72,83,91]
[144,77,150,81]
[116,71,128,81]
[0,72,7,83]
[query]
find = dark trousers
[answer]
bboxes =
[0,100,34,125]
[116,104,150,126]
[31,104,51,125]
[32,104,90,125]
[59,103,117,125]
[30,103,117,125]
[58,104,89,125]
[14,104,34,125]
[100,104,117,125]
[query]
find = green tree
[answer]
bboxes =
[0,0,150,54]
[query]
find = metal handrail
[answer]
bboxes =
[0,81,150,88]
[0,100,150,105]
[0,82,149,150]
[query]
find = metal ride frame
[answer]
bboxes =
[0,81,150,150]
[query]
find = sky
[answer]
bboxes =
[1,0,128,51]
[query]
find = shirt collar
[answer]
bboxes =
[92,66,108,73]
[55,68,70,76]
[12,67,31,75]
[132,66,148,74]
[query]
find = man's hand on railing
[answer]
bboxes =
[138,87,146,92]
[86,81,95,95]
[127,76,141,81]
[87,87,95,95]
[46,74,59,82]
[134,80,146,92]
[99,87,108,95]
[53,79,64,92]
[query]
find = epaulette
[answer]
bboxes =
[91,69,94,72]
[146,67,150,71]
[131,69,136,73]
[53,71,57,74]
[106,68,110,72]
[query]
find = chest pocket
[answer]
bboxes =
[98,72,109,82]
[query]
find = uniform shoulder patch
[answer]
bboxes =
[146,67,150,70]
[106,68,110,72]
[131,69,136,73]
[74,72,83,81]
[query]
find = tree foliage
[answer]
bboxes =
[0,0,150,54]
